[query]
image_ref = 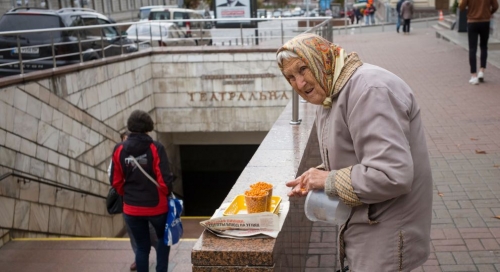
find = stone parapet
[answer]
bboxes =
[192,99,340,270]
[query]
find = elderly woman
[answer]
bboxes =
[277,33,433,271]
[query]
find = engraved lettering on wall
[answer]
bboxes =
[187,91,289,102]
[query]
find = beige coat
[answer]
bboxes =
[400,0,414,20]
[317,63,433,271]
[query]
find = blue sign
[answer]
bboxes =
[319,0,330,10]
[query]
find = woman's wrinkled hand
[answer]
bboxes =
[286,167,329,197]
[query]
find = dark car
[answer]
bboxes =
[0,7,137,77]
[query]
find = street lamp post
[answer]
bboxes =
[344,0,347,34]
[305,0,310,28]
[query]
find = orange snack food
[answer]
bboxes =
[250,181,273,211]
[244,189,268,197]
[244,189,268,213]
[250,181,273,191]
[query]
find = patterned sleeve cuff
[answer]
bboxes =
[335,166,363,207]
[324,170,337,197]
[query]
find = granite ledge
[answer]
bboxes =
[191,98,318,268]
[192,231,275,266]
[192,264,275,272]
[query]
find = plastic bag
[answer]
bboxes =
[164,196,183,246]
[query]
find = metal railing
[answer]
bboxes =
[0,17,335,77]
[0,15,337,126]
[0,171,106,199]
[0,170,109,237]
[0,15,437,124]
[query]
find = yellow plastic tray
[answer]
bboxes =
[223,195,282,216]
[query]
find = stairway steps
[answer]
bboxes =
[438,20,453,30]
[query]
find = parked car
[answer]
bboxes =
[304,10,317,17]
[0,7,137,77]
[272,10,282,18]
[138,5,177,21]
[282,11,292,17]
[195,9,214,29]
[148,7,212,45]
[126,22,196,48]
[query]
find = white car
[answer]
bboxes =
[126,22,196,48]
[148,7,212,45]
[138,5,177,21]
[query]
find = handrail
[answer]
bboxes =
[0,171,106,199]
[0,16,329,79]
[0,170,184,200]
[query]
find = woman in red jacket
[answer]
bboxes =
[110,110,174,272]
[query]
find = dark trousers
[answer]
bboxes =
[467,21,490,73]
[124,213,170,272]
[403,19,411,33]
[125,213,158,254]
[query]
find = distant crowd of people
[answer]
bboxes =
[343,3,376,26]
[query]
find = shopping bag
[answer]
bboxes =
[106,187,122,214]
[164,195,183,246]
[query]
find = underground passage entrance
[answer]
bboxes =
[180,144,259,216]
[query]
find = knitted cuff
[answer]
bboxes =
[335,166,363,207]
[324,170,337,197]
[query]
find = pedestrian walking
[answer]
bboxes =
[110,110,175,272]
[276,33,433,271]
[107,131,158,271]
[345,8,354,24]
[459,0,499,85]
[364,6,371,25]
[368,4,376,24]
[400,0,414,34]
[396,0,405,32]
[354,7,362,24]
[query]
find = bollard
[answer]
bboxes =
[240,23,243,47]
[281,20,284,45]
[290,90,302,125]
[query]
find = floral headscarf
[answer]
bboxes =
[277,33,363,108]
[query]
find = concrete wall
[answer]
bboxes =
[152,52,290,132]
[0,80,123,239]
[0,47,288,243]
